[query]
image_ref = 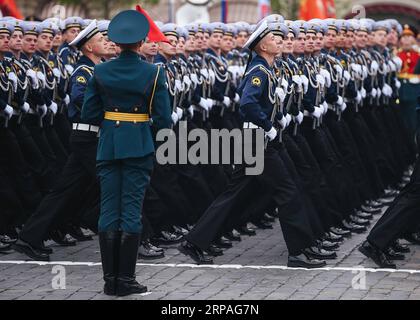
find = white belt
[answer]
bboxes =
[72,123,99,133]
[243,122,261,129]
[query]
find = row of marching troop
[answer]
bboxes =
[0,13,419,273]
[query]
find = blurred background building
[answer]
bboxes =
[5,0,420,30]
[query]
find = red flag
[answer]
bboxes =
[0,0,23,19]
[299,0,328,20]
[136,5,169,43]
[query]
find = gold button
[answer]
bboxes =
[114,108,118,112]
[116,121,120,126]
[134,120,137,124]
[134,107,138,112]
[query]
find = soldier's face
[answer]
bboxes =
[53,32,63,47]
[304,33,316,53]
[64,27,80,43]
[387,29,398,46]
[293,32,305,54]
[345,31,354,49]
[0,34,10,53]
[283,33,295,54]
[221,35,233,53]
[9,31,23,52]
[324,30,337,49]
[374,30,387,48]
[314,32,324,51]
[336,30,346,48]
[203,32,210,49]
[23,34,37,54]
[209,32,222,49]
[37,33,54,52]
[368,33,375,46]
[177,37,186,54]
[236,31,248,48]
[89,33,108,57]
[160,35,178,57]
[355,31,368,48]
[141,40,158,56]
[185,35,195,52]
[400,34,415,50]
[194,32,204,50]
[260,33,280,56]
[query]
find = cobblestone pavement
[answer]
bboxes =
[1,209,420,300]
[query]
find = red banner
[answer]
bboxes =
[136,4,169,43]
[299,0,336,20]
[0,0,23,19]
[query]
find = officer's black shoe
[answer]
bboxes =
[262,213,275,222]
[349,215,370,226]
[215,236,233,248]
[304,246,337,260]
[355,211,373,220]
[317,240,340,251]
[287,253,326,268]
[39,243,53,255]
[138,241,164,260]
[68,225,93,242]
[342,220,367,233]
[12,239,49,261]
[116,232,148,297]
[99,231,120,296]
[403,232,420,245]
[178,241,213,265]
[385,247,405,261]
[323,232,343,243]
[391,240,410,253]
[378,197,394,205]
[238,224,256,236]
[50,230,77,246]
[0,234,17,244]
[152,231,183,245]
[172,225,189,236]
[360,205,381,215]
[368,200,383,209]
[144,239,164,253]
[206,244,224,256]
[0,241,13,254]
[358,241,396,269]
[252,219,273,229]
[224,230,241,242]
[330,227,351,238]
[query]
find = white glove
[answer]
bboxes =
[64,94,70,106]
[395,79,401,89]
[234,93,240,103]
[26,69,39,89]
[371,61,379,74]
[37,104,47,117]
[355,91,362,104]
[8,72,18,92]
[292,75,303,92]
[48,102,58,115]
[227,66,237,82]
[384,84,393,97]
[343,70,351,83]
[265,126,277,141]
[281,77,289,92]
[334,64,343,79]
[208,69,216,85]
[188,105,194,118]
[190,73,198,85]
[336,96,344,106]
[388,61,396,72]
[174,79,183,93]
[176,107,183,120]
[20,102,30,113]
[377,88,382,98]
[300,75,309,93]
[361,87,366,99]
[320,69,331,87]
[223,96,231,108]
[183,75,191,90]
[65,64,74,75]
[171,111,178,124]
[277,116,287,130]
[392,56,402,71]
[198,98,209,111]
[3,105,13,119]
[52,68,61,80]
[200,68,208,79]
[295,111,304,124]
[340,102,347,112]
[275,87,286,103]
[361,66,368,79]
[371,88,377,98]
[316,74,325,87]
[319,103,326,114]
[322,101,329,115]
[312,107,322,119]
[285,114,292,127]
[351,63,362,75]
[36,71,46,87]
[206,98,214,110]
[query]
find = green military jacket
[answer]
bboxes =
[81,50,171,160]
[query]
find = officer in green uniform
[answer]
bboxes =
[81,10,171,297]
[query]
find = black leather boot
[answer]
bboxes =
[116,232,147,297]
[99,231,120,296]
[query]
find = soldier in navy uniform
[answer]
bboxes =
[13,20,109,261]
[58,17,83,74]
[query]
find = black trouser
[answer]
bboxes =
[186,137,314,255]
[19,130,97,247]
[367,157,420,250]
[44,117,68,171]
